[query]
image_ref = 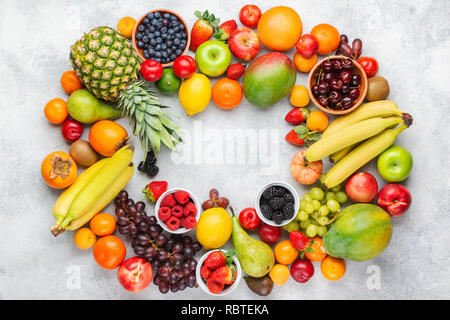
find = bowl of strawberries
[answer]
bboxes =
[155,188,200,234]
[196,249,241,296]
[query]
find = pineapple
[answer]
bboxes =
[70,26,181,153]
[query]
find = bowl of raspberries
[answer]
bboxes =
[256,181,299,227]
[155,188,200,234]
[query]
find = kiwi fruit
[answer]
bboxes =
[69,140,99,167]
[366,76,390,101]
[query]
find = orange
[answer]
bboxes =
[90,213,117,236]
[294,52,318,73]
[93,235,126,270]
[44,98,68,124]
[89,120,128,157]
[307,110,328,132]
[274,240,298,265]
[41,151,77,189]
[269,264,290,286]
[74,228,96,249]
[212,78,243,109]
[289,85,310,107]
[310,23,340,55]
[60,71,83,94]
[117,16,136,39]
[321,255,346,280]
[305,237,327,261]
[257,6,302,51]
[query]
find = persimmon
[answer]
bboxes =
[60,71,83,94]
[93,235,126,269]
[307,110,328,132]
[41,151,78,189]
[89,120,128,157]
[294,52,318,73]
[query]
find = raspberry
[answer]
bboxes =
[172,205,184,218]
[184,202,197,216]
[166,216,181,230]
[174,190,190,205]
[158,207,172,222]
[160,193,177,208]
[181,216,197,229]
[200,264,212,280]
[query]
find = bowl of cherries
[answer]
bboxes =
[308,55,367,115]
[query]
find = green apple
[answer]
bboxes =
[377,145,413,182]
[195,40,232,77]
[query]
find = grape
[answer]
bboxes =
[172,253,185,263]
[299,219,310,229]
[188,259,197,271]
[335,191,348,204]
[118,225,130,234]
[283,221,299,232]
[183,247,194,258]
[304,202,315,214]
[297,210,309,221]
[118,190,128,202]
[144,246,157,258]
[326,192,336,201]
[182,235,192,245]
[135,246,145,256]
[138,222,150,233]
[191,242,202,252]
[312,200,321,211]
[153,275,160,286]
[158,280,169,294]
[135,201,145,212]
[319,174,326,185]
[318,205,330,216]
[178,279,186,291]
[186,274,196,288]
[157,250,169,261]
[172,243,183,253]
[318,216,330,225]
[300,200,307,210]
[327,199,340,212]
[317,225,328,237]
[331,184,342,192]
[115,206,126,217]
[302,194,313,202]
[146,215,157,225]
[173,261,182,271]
[126,199,134,207]
[155,234,167,247]
[170,283,179,293]
[159,265,171,278]
[310,188,324,200]
[117,216,130,226]
[306,224,318,237]
[129,206,137,218]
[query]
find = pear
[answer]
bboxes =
[231,212,275,278]
[67,89,121,124]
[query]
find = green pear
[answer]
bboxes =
[67,89,121,124]
[231,215,275,278]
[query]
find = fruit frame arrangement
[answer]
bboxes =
[42,4,413,296]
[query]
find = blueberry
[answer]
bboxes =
[154,12,161,18]
[155,58,162,63]
[147,12,154,19]
[142,36,149,43]
[161,33,167,39]
[171,20,178,26]
[155,44,162,51]
[137,41,144,48]
[143,18,149,24]
[163,13,170,19]
[149,39,157,46]
[138,25,144,32]
[157,21,163,28]
[166,48,173,54]
[175,33,182,39]
[174,38,181,45]
[163,19,169,26]
[179,24,185,30]
[166,40,173,47]
[162,51,168,58]
[151,19,158,26]
[149,25,156,32]
[168,28,175,35]
[170,15,177,21]
[173,26,179,32]
[161,44,167,50]
[136,33,143,40]
[155,51,162,58]
[161,27,167,34]
[170,54,177,60]
[154,30,160,37]
[144,52,150,59]
[181,33,187,39]
[175,49,182,55]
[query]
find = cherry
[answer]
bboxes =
[349,88,360,99]
[318,83,330,95]
[322,60,333,72]
[340,70,352,84]
[323,72,337,83]
[342,84,350,94]
[341,58,353,70]
[312,84,319,97]
[329,90,342,104]
[332,60,342,71]
[318,95,329,107]
[351,74,361,87]
[330,78,344,90]
[341,96,354,109]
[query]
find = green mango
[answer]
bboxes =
[231,215,274,277]
[323,204,393,261]
[67,89,121,124]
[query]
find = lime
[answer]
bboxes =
[155,68,181,94]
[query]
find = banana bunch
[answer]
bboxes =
[304,101,413,188]
[50,145,135,236]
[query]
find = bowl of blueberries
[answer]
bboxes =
[308,55,368,115]
[132,9,190,66]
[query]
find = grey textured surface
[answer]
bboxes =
[0,0,449,300]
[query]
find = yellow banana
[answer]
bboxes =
[323,125,408,189]
[52,158,109,225]
[65,163,134,232]
[59,144,134,230]
[322,100,402,137]
[305,114,412,161]
[329,144,356,163]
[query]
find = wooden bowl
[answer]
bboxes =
[132,9,190,67]
[307,55,368,115]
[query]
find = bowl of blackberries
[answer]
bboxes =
[308,56,368,115]
[256,182,299,227]
[132,9,190,66]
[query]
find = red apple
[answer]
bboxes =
[290,259,314,283]
[377,184,411,217]
[345,172,378,203]
[239,5,262,28]
[118,257,153,292]
[228,27,260,61]
[295,34,319,58]
[258,223,281,244]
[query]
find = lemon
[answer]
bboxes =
[196,207,232,249]
[178,73,211,116]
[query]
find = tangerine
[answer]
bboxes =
[212,78,243,109]
[293,52,318,73]
[310,24,340,55]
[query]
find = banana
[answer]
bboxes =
[329,144,356,163]
[59,144,134,230]
[65,163,134,232]
[305,114,412,161]
[322,100,402,138]
[52,158,109,225]
[323,125,408,189]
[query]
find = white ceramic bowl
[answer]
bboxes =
[154,188,201,234]
[255,181,300,227]
[196,249,242,297]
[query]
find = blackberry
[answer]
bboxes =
[282,203,295,219]
[269,197,285,211]
[283,192,294,204]
[274,186,287,197]
[262,187,274,200]
[146,165,159,177]
[260,204,273,219]
[273,212,284,224]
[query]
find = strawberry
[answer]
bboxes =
[174,190,190,205]
[210,265,237,285]
[289,230,311,251]
[285,125,320,147]
[143,181,168,203]
[285,108,310,125]
[207,278,224,294]
[160,193,176,208]
[226,63,246,79]
[190,10,220,51]
[201,264,213,280]
[204,250,235,270]
[213,19,238,41]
